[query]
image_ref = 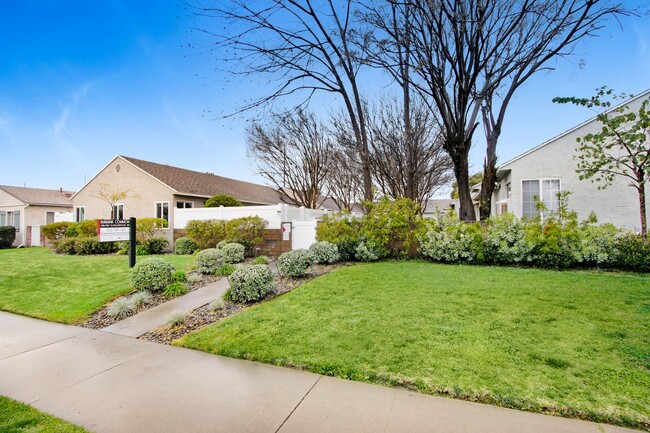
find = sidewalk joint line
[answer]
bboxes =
[0,327,92,362]
[274,376,321,433]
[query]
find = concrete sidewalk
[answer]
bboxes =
[0,312,641,433]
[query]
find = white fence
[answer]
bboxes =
[291,220,318,250]
[173,203,328,230]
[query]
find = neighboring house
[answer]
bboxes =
[492,89,650,233]
[71,155,289,245]
[0,185,74,247]
[423,199,460,218]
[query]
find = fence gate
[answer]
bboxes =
[291,220,318,250]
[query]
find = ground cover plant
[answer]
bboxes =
[0,248,193,323]
[180,261,650,429]
[0,395,90,433]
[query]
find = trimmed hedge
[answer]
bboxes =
[0,226,16,248]
[229,264,275,302]
[132,258,175,291]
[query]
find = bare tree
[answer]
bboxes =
[367,97,453,210]
[326,144,364,211]
[375,0,627,222]
[247,110,332,209]
[93,183,139,219]
[476,1,630,220]
[191,0,374,202]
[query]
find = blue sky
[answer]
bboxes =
[1,1,649,196]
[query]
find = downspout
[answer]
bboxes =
[17,203,28,248]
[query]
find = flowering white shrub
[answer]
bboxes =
[229,264,275,302]
[278,249,314,277]
[309,241,340,264]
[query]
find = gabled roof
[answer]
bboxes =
[0,185,74,207]
[499,88,650,169]
[120,156,285,205]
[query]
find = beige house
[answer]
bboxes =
[71,155,287,245]
[0,185,74,247]
[491,89,650,232]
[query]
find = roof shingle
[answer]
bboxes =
[0,185,74,207]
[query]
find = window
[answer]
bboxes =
[0,211,5,226]
[506,183,511,199]
[46,212,55,225]
[155,201,169,223]
[75,206,85,222]
[13,210,20,232]
[522,179,561,218]
[176,201,193,209]
[112,204,124,220]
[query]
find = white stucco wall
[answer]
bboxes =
[494,92,650,233]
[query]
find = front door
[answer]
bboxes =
[31,226,41,247]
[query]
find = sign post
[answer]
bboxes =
[98,218,137,268]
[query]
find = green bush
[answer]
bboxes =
[278,249,314,277]
[361,197,422,257]
[52,236,116,255]
[316,211,361,261]
[355,239,381,262]
[163,282,189,297]
[225,216,267,255]
[41,222,73,242]
[136,218,168,241]
[204,194,242,207]
[418,217,484,263]
[172,271,187,283]
[131,258,175,291]
[484,213,535,265]
[136,245,150,256]
[221,242,245,264]
[186,219,227,249]
[216,239,229,250]
[196,248,223,274]
[309,241,340,264]
[0,226,16,248]
[144,237,169,254]
[253,255,270,265]
[573,221,621,267]
[174,237,198,255]
[615,234,650,272]
[229,264,275,302]
[216,264,236,276]
[65,219,99,238]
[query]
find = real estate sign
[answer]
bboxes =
[98,219,130,242]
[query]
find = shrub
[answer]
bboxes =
[316,211,361,261]
[355,239,381,262]
[216,264,236,276]
[229,264,275,303]
[253,255,270,265]
[116,241,130,255]
[187,273,202,284]
[221,242,245,264]
[278,249,314,277]
[309,241,340,264]
[209,298,224,311]
[41,222,73,242]
[361,197,422,257]
[186,219,227,249]
[0,226,16,248]
[615,234,650,272]
[204,194,242,207]
[166,311,186,327]
[573,222,621,267]
[136,218,168,241]
[196,248,223,274]
[418,217,484,263]
[107,297,134,318]
[129,291,151,307]
[174,237,198,255]
[136,245,150,256]
[172,271,187,283]
[225,216,267,255]
[144,237,169,254]
[484,213,535,265]
[216,239,229,250]
[65,219,99,238]
[52,236,116,255]
[131,258,175,291]
[163,282,188,297]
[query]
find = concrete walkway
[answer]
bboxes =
[101,279,230,337]
[0,312,641,433]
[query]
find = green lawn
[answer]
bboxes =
[0,248,193,323]
[0,396,90,433]
[180,261,650,429]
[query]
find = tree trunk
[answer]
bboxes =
[479,150,498,220]
[451,150,476,222]
[637,172,647,241]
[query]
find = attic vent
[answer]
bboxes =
[116,164,121,172]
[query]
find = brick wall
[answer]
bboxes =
[173,227,292,257]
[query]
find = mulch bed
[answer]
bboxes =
[138,262,347,345]
[81,272,221,329]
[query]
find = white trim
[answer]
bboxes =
[112,203,125,220]
[74,206,85,222]
[70,155,177,200]
[521,178,561,218]
[44,210,55,225]
[154,201,170,228]
[499,89,650,169]
[175,200,194,209]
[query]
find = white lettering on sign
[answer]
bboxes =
[99,219,130,242]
